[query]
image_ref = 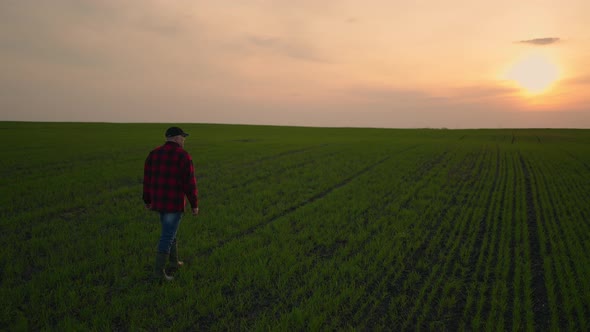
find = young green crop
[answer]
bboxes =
[1,122,590,330]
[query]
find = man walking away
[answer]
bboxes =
[143,126,199,282]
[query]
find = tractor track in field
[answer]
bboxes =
[342,150,452,262]
[354,155,459,328]
[485,150,510,322]
[564,150,590,173]
[331,149,454,326]
[2,148,146,181]
[461,148,508,328]
[195,139,588,328]
[210,150,343,195]
[347,149,480,329]
[196,144,330,181]
[14,147,340,223]
[4,174,144,221]
[185,145,421,262]
[433,147,496,329]
[453,146,502,327]
[396,147,495,330]
[519,153,550,331]
[359,146,489,330]
[409,147,503,330]
[187,145,424,326]
[227,144,329,170]
[273,148,454,329]
[505,153,519,331]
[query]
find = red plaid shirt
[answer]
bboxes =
[143,141,198,212]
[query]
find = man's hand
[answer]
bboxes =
[192,207,199,216]
[145,204,151,210]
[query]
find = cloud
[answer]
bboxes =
[517,37,560,45]
[247,35,326,62]
[562,75,590,86]
[448,85,519,99]
[347,83,518,107]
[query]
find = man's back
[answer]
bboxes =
[143,141,198,213]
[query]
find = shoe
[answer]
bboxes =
[169,240,184,272]
[153,252,174,282]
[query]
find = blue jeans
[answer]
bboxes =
[158,212,182,254]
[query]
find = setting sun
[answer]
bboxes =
[505,54,560,95]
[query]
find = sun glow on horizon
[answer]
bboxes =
[504,53,561,96]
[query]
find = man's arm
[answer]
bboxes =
[182,153,199,213]
[143,153,152,208]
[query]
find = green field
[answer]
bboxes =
[2,122,590,330]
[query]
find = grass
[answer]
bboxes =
[1,122,590,330]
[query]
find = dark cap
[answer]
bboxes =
[165,126,189,138]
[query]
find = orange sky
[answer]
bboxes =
[1,0,589,128]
